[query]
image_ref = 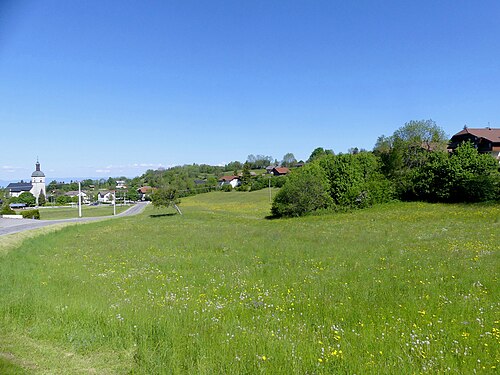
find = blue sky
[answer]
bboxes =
[1,0,499,181]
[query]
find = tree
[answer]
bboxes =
[151,187,182,215]
[374,120,448,197]
[375,120,448,173]
[37,191,46,206]
[16,192,36,207]
[410,142,500,202]
[307,147,334,162]
[271,163,332,217]
[319,152,394,208]
[281,153,297,167]
[241,162,252,186]
[126,189,140,202]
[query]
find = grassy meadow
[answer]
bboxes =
[0,190,499,374]
[35,205,129,220]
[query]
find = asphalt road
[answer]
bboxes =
[0,202,149,237]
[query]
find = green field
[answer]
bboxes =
[1,190,499,373]
[36,205,129,220]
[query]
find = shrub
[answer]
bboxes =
[250,175,287,191]
[271,163,332,217]
[20,209,40,219]
[221,184,233,192]
[0,204,15,215]
[409,142,500,202]
[319,152,394,208]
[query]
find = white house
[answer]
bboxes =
[97,191,115,203]
[218,175,241,188]
[65,191,90,204]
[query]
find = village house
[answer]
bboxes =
[97,191,115,203]
[448,127,500,162]
[271,167,290,176]
[137,186,154,201]
[65,191,90,204]
[218,175,241,188]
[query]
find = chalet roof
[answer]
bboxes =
[219,175,238,181]
[452,128,500,143]
[98,191,113,196]
[7,182,32,192]
[273,167,290,174]
[137,186,152,193]
[65,191,87,197]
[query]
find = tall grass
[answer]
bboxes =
[0,190,499,373]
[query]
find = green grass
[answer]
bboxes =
[35,205,129,220]
[0,356,27,375]
[1,190,499,373]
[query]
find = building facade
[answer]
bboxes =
[6,160,47,204]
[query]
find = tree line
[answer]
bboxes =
[272,120,500,217]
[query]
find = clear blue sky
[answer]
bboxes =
[1,0,499,181]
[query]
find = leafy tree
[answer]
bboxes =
[56,195,72,205]
[48,180,58,191]
[307,147,334,162]
[126,189,140,202]
[225,161,242,172]
[246,155,273,169]
[410,142,500,202]
[151,187,182,215]
[319,152,394,208]
[271,163,332,217]
[374,119,448,176]
[374,120,448,197]
[16,192,36,207]
[281,153,297,167]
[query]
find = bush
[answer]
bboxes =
[250,175,287,191]
[271,163,332,217]
[0,204,15,215]
[319,152,394,208]
[409,143,500,202]
[20,209,40,219]
[221,184,233,192]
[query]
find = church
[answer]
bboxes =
[7,160,47,204]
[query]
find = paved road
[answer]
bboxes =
[0,202,149,237]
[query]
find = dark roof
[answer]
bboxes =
[10,203,26,208]
[31,170,45,177]
[31,161,45,177]
[7,182,32,193]
[194,179,206,185]
[452,128,500,143]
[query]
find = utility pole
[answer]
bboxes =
[269,176,272,203]
[78,181,82,218]
[113,191,116,216]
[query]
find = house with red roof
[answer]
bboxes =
[271,167,290,176]
[218,175,241,188]
[448,127,500,162]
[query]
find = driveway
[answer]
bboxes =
[0,202,149,237]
